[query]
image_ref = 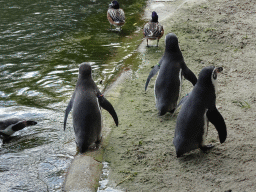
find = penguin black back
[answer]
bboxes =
[64,63,118,153]
[145,33,197,116]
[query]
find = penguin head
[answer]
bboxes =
[79,63,92,78]
[198,66,223,93]
[109,1,119,9]
[211,66,223,94]
[165,33,180,52]
[151,11,158,22]
[212,67,223,80]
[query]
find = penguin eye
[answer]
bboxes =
[213,71,217,79]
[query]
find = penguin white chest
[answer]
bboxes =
[211,68,218,95]
[0,124,16,136]
[202,109,209,145]
[178,68,182,99]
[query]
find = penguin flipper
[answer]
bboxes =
[176,91,191,109]
[206,108,227,143]
[145,64,160,91]
[181,63,197,86]
[98,96,118,126]
[64,94,75,131]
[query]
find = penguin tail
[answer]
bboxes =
[78,144,90,153]
[159,109,167,116]
[176,152,182,158]
[157,103,168,116]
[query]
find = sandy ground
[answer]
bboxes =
[102,0,256,191]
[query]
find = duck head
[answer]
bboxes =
[109,1,120,9]
[151,11,158,22]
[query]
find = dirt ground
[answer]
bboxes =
[102,0,256,191]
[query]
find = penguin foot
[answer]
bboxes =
[159,110,167,116]
[176,153,183,158]
[95,135,102,145]
[200,144,214,152]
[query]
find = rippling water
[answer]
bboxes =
[0,0,146,190]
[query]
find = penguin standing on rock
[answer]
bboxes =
[64,63,118,153]
[173,66,227,157]
[0,118,37,139]
[145,33,197,116]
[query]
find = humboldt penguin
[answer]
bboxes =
[0,118,37,139]
[145,33,197,115]
[173,66,227,157]
[64,63,118,153]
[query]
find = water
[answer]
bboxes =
[0,0,146,191]
[97,162,123,192]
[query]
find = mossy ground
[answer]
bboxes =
[102,0,256,191]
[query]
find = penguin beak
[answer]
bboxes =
[216,67,223,73]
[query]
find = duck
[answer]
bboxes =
[143,11,164,47]
[0,118,37,139]
[107,1,125,30]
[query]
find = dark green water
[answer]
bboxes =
[0,0,146,191]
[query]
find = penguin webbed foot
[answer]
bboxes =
[96,135,102,145]
[169,108,175,114]
[200,144,214,153]
[159,108,175,116]
[176,153,183,158]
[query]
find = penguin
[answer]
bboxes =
[173,66,227,157]
[0,118,37,139]
[64,63,118,153]
[145,33,197,116]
